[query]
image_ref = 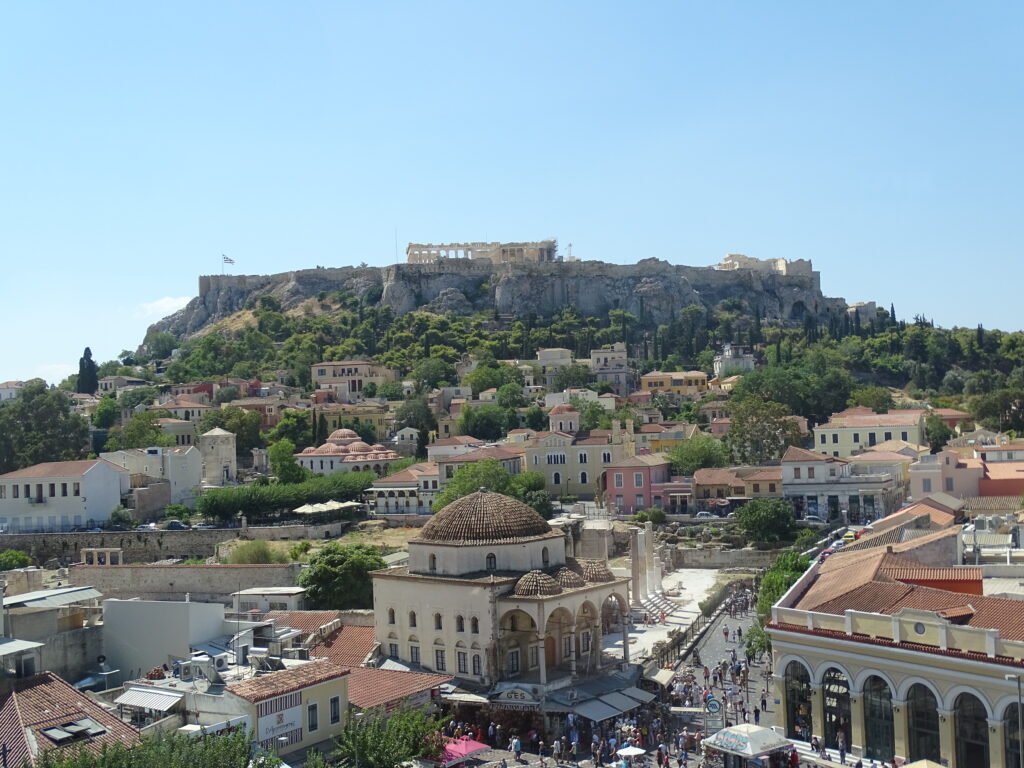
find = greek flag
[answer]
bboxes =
[222,255,235,265]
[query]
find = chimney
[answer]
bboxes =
[611,420,621,444]
[625,419,634,438]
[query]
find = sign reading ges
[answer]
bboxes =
[257,706,302,740]
[499,688,537,703]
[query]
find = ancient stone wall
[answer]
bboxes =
[70,562,304,602]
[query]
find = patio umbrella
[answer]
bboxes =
[440,736,490,767]
[617,746,646,757]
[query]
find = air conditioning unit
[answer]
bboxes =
[178,662,193,681]
[211,653,230,670]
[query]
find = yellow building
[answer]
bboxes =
[315,402,394,441]
[813,406,926,458]
[635,422,700,453]
[638,370,708,399]
[769,522,1024,768]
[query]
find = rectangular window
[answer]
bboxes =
[410,645,420,664]
[581,631,591,653]
[389,643,398,657]
[922,478,932,493]
[330,696,341,725]
[602,452,611,463]
[945,478,954,492]
[61,483,67,497]
[614,473,623,488]
[635,494,645,508]
[853,433,860,444]
[563,635,572,659]
[307,702,318,733]
[884,431,892,441]
[829,468,836,476]
[902,431,909,441]
[457,651,467,674]
[435,650,446,671]
[73,483,80,496]
[808,468,815,479]
[48,483,55,497]
[0,486,4,499]
[753,484,760,493]
[869,433,877,446]
[769,483,777,492]
[634,473,644,488]
[831,434,838,444]
[579,452,587,464]
[529,644,538,668]
[793,468,801,479]
[507,649,520,675]
[820,434,826,445]
[472,654,482,675]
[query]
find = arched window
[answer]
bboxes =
[553,472,562,485]
[429,554,437,572]
[542,547,550,567]
[784,661,812,741]
[486,553,496,571]
[456,615,465,632]
[434,613,443,630]
[388,608,395,625]
[821,668,850,750]
[862,676,894,761]
[580,471,588,485]
[1005,702,1021,768]
[955,692,990,768]
[907,684,941,763]
[409,611,417,628]
[471,617,479,634]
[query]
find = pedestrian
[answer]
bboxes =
[539,742,548,768]
[501,759,508,768]
[761,691,768,712]
[789,747,799,768]
[737,626,742,642]
[838,731,847,766]
[513,736,522,762]
[722,624,729,641]
[753,706,760,725]
[571,740,579,767]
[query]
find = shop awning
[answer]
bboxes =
[574,698,619,723]
[600,692,642,714]
[646,668,676,687]
[702,724,791,757]
[114,687,184,712]
[622,686,656,704]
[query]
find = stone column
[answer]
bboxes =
[891,698,909,764]
[809,683,825,743]
[989,718,1008,768]
[567,623,577,678]
[535,635,547,685]
[937,708,955,765]
[629,528,643,608]
[848,689,866,757]
[644,521,658,596]
[621,611,630,663]
[636,529,649,599]
[593,620,604,671]
[771,674,788,736]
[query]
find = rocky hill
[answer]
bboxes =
[148,257,854,340]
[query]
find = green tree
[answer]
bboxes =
[734,498,796,543]
[106,507,136,528]
[164,504,192,524]
[198,407,263,457]
[144,330,179,360]
[104,411,175,451]
[524,405,548,431]
[726,396,805,464]
[463,363,523,397]
[666,433,730,476]
[333,706,446,768]
[394,396,437,433]
[433,459,517,508]
[412,357,456,390]
[362,381,378,398]
[554,363,592,391]
[118,385,159,411]
[212,385,240,405]
[76,347,99,394]
[458,404,508,441]
[495,382,526,409]
[298,543,386,609]
[265,409,313,449]
[924,414,955,453]
[746,551,811,655]
[847,385,894,413]
[268,439,309,483]
[0,549,32,571]
[377,380,406,400]
[0,380,90,473]
[92,395,120,428]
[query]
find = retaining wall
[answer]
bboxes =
[670,547,781,569]
[70,562,305,603]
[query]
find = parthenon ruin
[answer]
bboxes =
[406,239,559,265]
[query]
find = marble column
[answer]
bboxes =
[644,521,659,596]
[891,698,909,764]
[535,635,547,685]
[621,615,630,663]
[629,528,643,608]
[810,684,825,743]
[989,718,1008,768]
[567,623,577,678]
[938,708,955,766]
[771,674,788,735]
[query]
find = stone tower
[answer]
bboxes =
[199,427,236,486]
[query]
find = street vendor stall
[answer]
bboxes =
[701,724,792,768]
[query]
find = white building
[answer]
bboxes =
[231,587,307,614]
[295,428,401,477]
[369,462,439,516]
[372,490,641,724]
[100,446,202,507]
[0,381,24,401]
[199,427,237,486]
[713,344,756,377]
[781,446,903,524]
[0,460,130,532]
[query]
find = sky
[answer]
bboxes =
[1,2,1021,384]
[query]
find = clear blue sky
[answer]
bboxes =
[2,2,1021,384]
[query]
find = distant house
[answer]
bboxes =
[0,459,130,532]
[813,407,926,458]
[638,371,708,400]
[0,380,24,401]
[369,462,440,515]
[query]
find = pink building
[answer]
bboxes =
[602,454,692,514]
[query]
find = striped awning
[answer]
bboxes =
[114,687,184,711]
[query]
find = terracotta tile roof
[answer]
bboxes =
[984,462,1024,480]
[605,454,671,469]
[980,442,1024,452]
[264,610,342,638]
[430,436,482,446]
[743,468,783,482]
[810,581,915,615]
[933,408,972,419]
[824,409,925,428]
[344,667,451,710]
[0,459,127,480]
[374,462,439,484]
[227,660,349,703]
[781,446,844,464]
[442,446,523,464]
[963,496,1024,512]
[310,625,378,667]
[0,672,140,766]
[693,468,741,486]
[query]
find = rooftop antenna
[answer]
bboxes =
[568,243,573,261]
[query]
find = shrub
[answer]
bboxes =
[225,540,287,564]
[196,471,374,522]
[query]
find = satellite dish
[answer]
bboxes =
[97,655,107,664]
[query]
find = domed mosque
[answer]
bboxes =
[372,489,649,732]
[293,428,400,477]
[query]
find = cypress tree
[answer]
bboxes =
[76,347,98,394]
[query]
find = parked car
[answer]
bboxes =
[695,511,719,520]
[842,531,857,543]
[104,524,130,532]
[136,523,155,531]
[802,515,827,526]
[164,520,190,530]
[192,522,217,529]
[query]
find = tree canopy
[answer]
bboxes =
[297,543,386,609]
[267,439,308,484]
[432,460,554,517]
[333,706,446,768]
[666,433,730,476]
[104,410,175,451]
[0,380,90,474]
[198,406,263,456]
[734,498,796,543]
[725,396,805,464]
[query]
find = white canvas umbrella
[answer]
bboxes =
[617,746,646,757]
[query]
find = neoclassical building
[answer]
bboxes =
[769,527,1024,768]
[372,490,639,716]
[295,428,400,476]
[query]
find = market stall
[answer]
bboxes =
[701,724,792,768]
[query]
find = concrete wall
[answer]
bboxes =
[670,546,781,569]
[0,521,349,565]
[72,563,304,602]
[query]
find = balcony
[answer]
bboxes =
[27,496,46,505]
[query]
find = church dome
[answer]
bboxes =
[514,570,563,597]
[554,567,587,589]
[328,428,359,442]
[348,441,371,453]
[416,490,555,545]
[371,444,386,452]
[300,447,316,455]
[580,559,615,583]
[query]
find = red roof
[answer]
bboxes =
[0,673,140,766]
[227,660,349,703]
[344,667,451,710]
[781,446,846,464]
[0,459,128,480]
[311,625,378,667]
[264,610,342,638]
[549,404,578,415]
